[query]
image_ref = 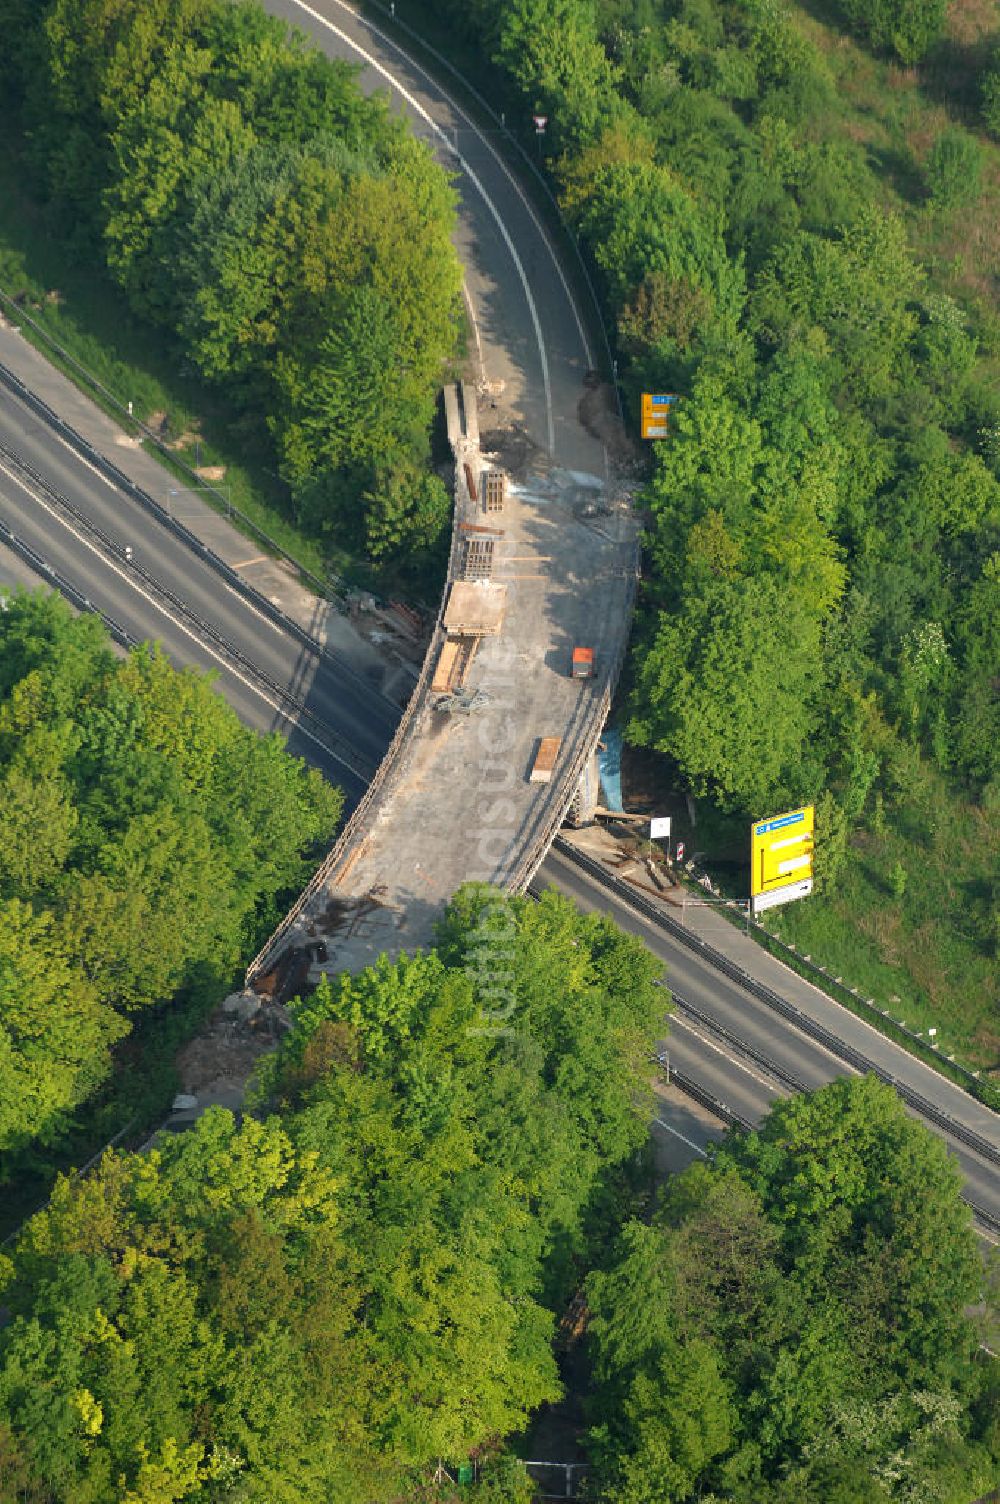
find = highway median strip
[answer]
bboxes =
[0,442,375,785]
[554,838,1000,1178]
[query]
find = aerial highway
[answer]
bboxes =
[0,378,395,801]
[0,0,996,1235]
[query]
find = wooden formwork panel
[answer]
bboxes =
[431,634,479,693]
[432,638,462,693]
[484,469,506,513]
[443,581,507,635]
[463,536,495,581]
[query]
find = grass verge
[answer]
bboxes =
[622,743,999,1094]
[0,113,400,599]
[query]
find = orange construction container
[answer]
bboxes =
[529,737,561,784]
[572,646,595,679]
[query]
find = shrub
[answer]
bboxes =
[842,0,947,63]
[924,128,983,209]
[983,64,1000,138]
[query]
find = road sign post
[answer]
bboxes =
[641,392,680,439]
[750,806,815,916]
[532,114,547,158]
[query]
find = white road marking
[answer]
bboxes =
[461,281,486,386]
[0,458,359,778]
[18,410,286,640]
[669,1011,784,1095]
[287,0,557,454]
[326,0,594,364]
[653,1118,708,1156]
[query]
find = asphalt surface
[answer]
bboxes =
[263,0,607,478]
[1,0,996,1231]
[0,384,396,802]
[539,846,1000,1232]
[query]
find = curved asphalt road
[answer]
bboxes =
[264,0,607,478]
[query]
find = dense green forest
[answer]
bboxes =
[0,590,340,1180]
[0,0,462,564]
[1,3,998,1499]
[1,904,995,1501]
[586,1076,999,1502]
[408,0,1000,1064]
[0,886,665,1503]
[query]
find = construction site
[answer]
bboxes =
[245,382,640,995]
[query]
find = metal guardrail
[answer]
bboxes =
[523,1460,590,1500]
[554,837,1000,1176]
[664,1064,754,1134]
[0,354,400,722]
[602,821,997,1110]
[245,393,639,984]
[0,514,141,653]
[508,542,641,895]
[665,1053,1000,1236]
[0,441,375,783]
[0,286,349,602]
[362,0,623,421]
[243,402,472,985]
[740,906,991,1098]
[670,990,807,1095]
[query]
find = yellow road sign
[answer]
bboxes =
[750,805,814,914]
[641,392,678,439]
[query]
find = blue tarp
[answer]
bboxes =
[597,726,623,812]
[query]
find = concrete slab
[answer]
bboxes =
[254,385,640,982]
[442,580,507,634]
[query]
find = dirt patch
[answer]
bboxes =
[175,1001,288,1100]
[478,423,543,483]
[945,0,1000,46]
[972,1022,1000,1076]
[145,409,170,438]
[578,372,640,470]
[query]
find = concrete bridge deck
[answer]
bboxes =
[247,384,639,985]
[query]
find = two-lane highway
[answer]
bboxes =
[540,844,1000,1232]
[0,381,397,799]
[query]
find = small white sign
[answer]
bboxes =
[751,878,812,916]
[533,115,548,132]
[650,816,671,841]
[675,841,685,862]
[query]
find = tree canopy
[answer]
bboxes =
[0,590,341,1173]
[0,884,666,1501]
[4,0,462,565]
[586,1076,998,1503]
